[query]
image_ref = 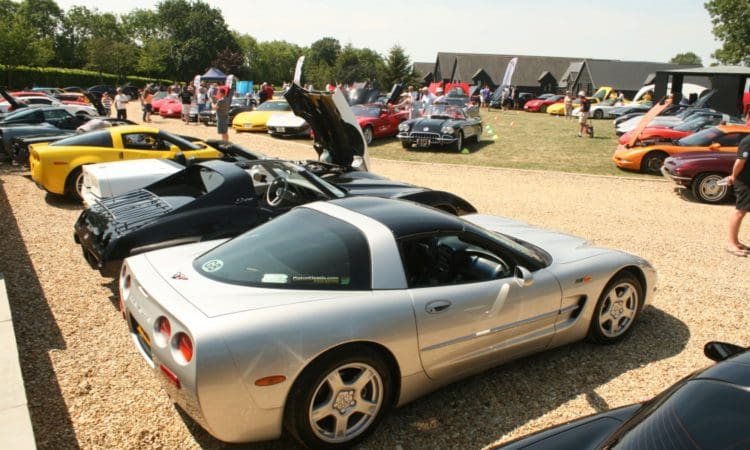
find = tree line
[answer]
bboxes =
[0,0,419,88]
[1,0,745,90]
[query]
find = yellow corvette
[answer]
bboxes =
[29,125,220,199]
[232,99,291,131]
[547,86,612,115]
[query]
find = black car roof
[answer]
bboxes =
[328,196,464,238]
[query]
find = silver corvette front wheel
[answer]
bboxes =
[285,346,393,449]
[589,273,642,344]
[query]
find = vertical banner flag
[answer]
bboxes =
[193,75,201,89]
[501,57,518,88]
[293,56,305,86]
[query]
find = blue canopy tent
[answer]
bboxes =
[201,67,227,83]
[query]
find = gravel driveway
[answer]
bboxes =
[0,106,748,449]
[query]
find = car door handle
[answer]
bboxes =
[425,300,452,314]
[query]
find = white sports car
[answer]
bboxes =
[120,196,656,448]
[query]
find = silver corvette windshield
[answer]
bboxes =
[194,208,371,290]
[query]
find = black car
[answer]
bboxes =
[8,118,137,164]
[74,84,477,277]
[199,96,256,126]
[493,341,750,450]
[397,103,483,151]
[87,85,117,99]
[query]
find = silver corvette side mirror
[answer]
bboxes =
[514,266,534,288]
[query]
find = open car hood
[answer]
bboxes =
[0,87,26,110]
[386,83,404,105]
[284,83,369,171]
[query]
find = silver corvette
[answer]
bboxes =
[120,196,656,449]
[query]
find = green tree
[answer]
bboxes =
[155,0,240,79]
[0,15,54,85]
[250,40,303,85]
[55,6,126,68]
[86,37,138,82]
[705,0,750,65]
[16,0,62,40]
[136,37,171,78]
[669,52,703,65]
[334,45,383,86]
[379,44,418,90]
[306,37,341,88]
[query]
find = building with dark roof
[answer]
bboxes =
[563,59,700,97]
[424,52,701,97]
[413,62,435,84]
[433,52,582,93]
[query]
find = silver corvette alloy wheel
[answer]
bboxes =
[597,281,639,338]
[308,362,384,444]
[692,173,728,203]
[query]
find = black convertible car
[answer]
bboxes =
[74,84,477,277]
[397,103,483,151]
[494,341,750,449]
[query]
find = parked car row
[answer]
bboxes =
[7,83,675,449]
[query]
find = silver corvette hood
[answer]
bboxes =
[142,240,370,317]
[464,215,610,264]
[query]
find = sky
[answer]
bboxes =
[53,0,721,66]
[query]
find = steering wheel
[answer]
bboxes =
[266,177,289,206]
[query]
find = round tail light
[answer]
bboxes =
[174,333,193,363]
[120,274,131,299]
[154,317,171,346]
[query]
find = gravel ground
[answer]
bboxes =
[1,104,749,449]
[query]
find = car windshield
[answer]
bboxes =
[158,130,203,150]
[677,127,722,147]
[194,208,371,290]
[257,101,290,112]
[231,97,249,107]
[607,380,750,449]
[248,161,345,200]
[153,91,168,101]
[1,108,36,122]
[50,129,113,147]
[351,105,382,118]
[673,116,714,132]
[537,94,554,100]
[425,104,465,120]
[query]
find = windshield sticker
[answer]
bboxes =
[201,259,224,273]
[291,276,341,285]
[261,273,289,284]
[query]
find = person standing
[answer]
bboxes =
[433,87,445,103]
[480,84,491,111]
[114,88,129,120]
[179,85,193,123]
[726,135,750,256]
[215,90,230,141]
[101,92,112,117]
[577,91,591,137]
[142,88,154,123]
[564,91,573,119]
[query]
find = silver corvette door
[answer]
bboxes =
[410,268,562,381]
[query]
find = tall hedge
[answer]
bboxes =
[0,65,172,89]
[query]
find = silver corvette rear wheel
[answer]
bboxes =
[285,346,393,449]
[589,273,642,344]
[308,362,384,443]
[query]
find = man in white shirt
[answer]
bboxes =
[114,88,129,120]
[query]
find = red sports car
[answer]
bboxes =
[158,97,183,118]
[351,103,409,144]
[523,94,564,113]
[618,113,739,146]
[661,151,737,204]
[150,91,172,113]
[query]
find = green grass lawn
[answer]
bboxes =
[368,109,652,178]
